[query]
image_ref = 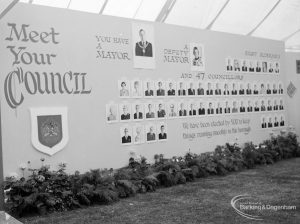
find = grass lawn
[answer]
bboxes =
[20,158,300,224]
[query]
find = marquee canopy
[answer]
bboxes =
[15,0,300,52]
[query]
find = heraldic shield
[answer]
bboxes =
[30,107,69,156]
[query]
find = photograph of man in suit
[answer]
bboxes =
[268,117,273,128]
[275,62,280,73]
[254,101,260,112]
[247,100,253,112]
[279,99,284,110]
[121,105,130,120]
[272,83,277,94]
[274,116,279,127]
[167,82,175,96]
[253,84,259,95]
[197,82,204,95]
[223,83,229,95]
[178,82,186,96]
[198,102,205,115]
[168,103,177,117]
[156,81,165,96]
[189,103,196,116]
[157,103,166,118]
[273,99,278,110]
[269,62,274,73]
[134,104,143,120]
[278,83,283,94]
[207,102,214,115]
[122,128,131,144]
[224,101,230,114]
[192,46,203,67]
[267,100,272,111]
[232,101,238,113]
[215,83,221,95]
[206,82,213,95]
[234,59,240,71]
[249,61,255,72]
[179,102,187,117]
[188,82,195,96]
[246,83,252,95]
[239,83,245,95]
[280,116,284,126]
[262,62,267,73]
[216,102,222,114]
[135,29,152,57]
[256,61,262,72]
[227,58,233,71]
[261,100,266,111]
[231,83,237,95]
[159,125,167,140]
[147,126,156,141]
[261,117,267,129]
[266,83,271,94]
[145,81,154,97]
[146,104,155,119]
[242,60,248,72]
[240,101,246,113]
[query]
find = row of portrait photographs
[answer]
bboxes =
[118,80,284,98]
[261,114,285,129]
[106,98,285,123]
[226,58,280,74]
[120,122,167,145]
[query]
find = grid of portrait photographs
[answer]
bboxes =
[108,79,286,145]
[120,122,167,145]
[226,58,280,74]
[261,114,285,129]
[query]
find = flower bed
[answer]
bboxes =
[3,132,300,217]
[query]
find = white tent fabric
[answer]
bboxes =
[18,0,300,51]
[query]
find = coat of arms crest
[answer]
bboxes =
[30,107,69,156]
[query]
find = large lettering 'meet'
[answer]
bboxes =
[4,23,92,109]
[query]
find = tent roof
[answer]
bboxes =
[20,0,300,52]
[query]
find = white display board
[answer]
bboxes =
[0,3,287,176]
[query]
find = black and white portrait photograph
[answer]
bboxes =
[133,124,145,144]
[178,101,187,117]
[131,79,143,98]
[190,43,205,71]
[119,103,131,122]
[156,80,166,97]
[157,122,167,141]
[120,125,132,145]
[261,116,267,129]
[106,103,119,123]
[145,102,156,119]
[187,81,196,96]
[118,79,130,98]
[146,123,157,143]
[144,80,155,97]
[188,101,197,116]
[156,102,166,119]
[132,102,144,121]
[226,58,233,71]
[241,59,248,72]
[177,81,187,96]
[197,81,205,95]
[167,101,178,118]
[167,80,176,96]
[132,22,155,69]
[198,101,206,115]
